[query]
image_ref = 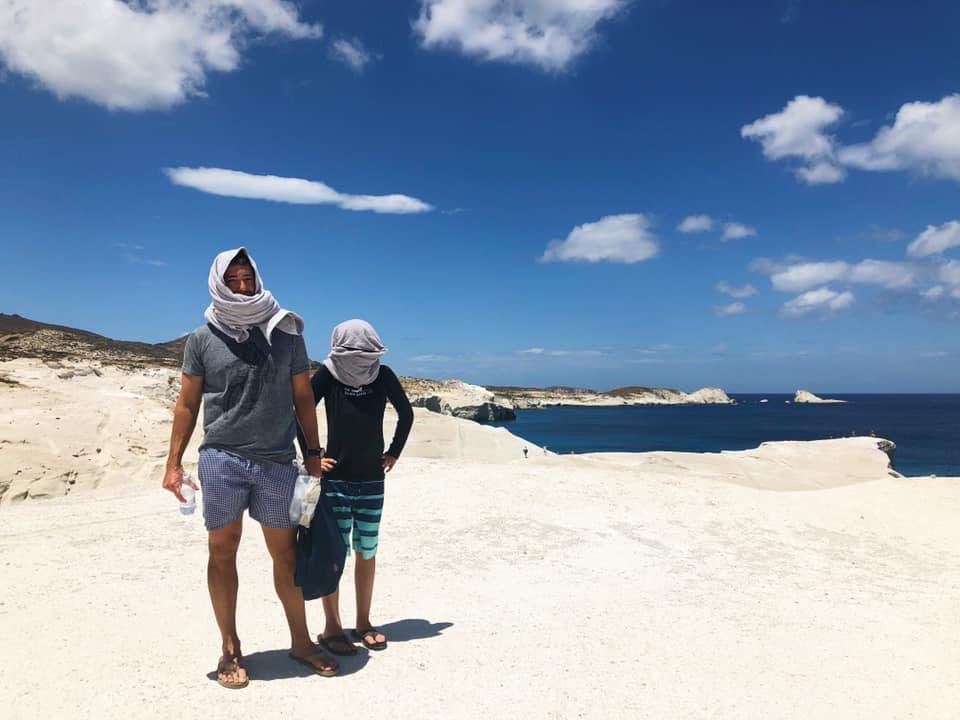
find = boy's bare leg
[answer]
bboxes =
[355,554,385,644]
[321,586,344,637]
[208,518,246,685]
[261,525,337,674]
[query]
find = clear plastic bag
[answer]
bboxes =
[289,465,323,528]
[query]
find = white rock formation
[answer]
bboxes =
[794,390,847,404]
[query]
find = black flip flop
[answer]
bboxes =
[318,633,358,656]
[352,627,388,651]
[288,651,339,676]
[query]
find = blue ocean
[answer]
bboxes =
[492,395,960,477]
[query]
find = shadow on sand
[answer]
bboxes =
[372,618,453,643]
[204,619,452,683]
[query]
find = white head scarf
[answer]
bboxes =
[203,247,303,344]
[322,319,387,388]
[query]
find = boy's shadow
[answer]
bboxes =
[204,620,452,683]
[374,618,453,643]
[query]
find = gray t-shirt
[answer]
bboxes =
[182,324,309,464]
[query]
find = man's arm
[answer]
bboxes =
[162,373,203,502]
[293,370,328,478]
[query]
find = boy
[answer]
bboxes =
[302,319,414,654]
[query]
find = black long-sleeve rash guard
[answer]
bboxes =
[301,364,414,481]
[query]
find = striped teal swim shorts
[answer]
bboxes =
[322,478,384,560]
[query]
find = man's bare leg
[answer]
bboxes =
[208,517,246,685]
[261,525,338,674]
[354,554,385,645]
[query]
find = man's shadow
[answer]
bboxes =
[205,619,453,682]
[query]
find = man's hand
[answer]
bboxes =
[162,465,198,503]
[382,455,398,473]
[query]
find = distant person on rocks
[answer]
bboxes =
[162,248,338,689]
[301,319,414,656]
[523,446,528,459]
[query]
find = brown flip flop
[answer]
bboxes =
[216,656,249,689]
[288,651,339,676]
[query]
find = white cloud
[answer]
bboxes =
[715,281,757,298]
[547,349,605,357]
[781,287,854,318]
[795,160,847,184]
[721,222,757,241]
[838,95,960,182]
[678,215,714,233]
[937,260,960,288]
[922,285,945,301]
[766,258,918,293]
[329,37,376,73]
[906,221,960,258]
[771,261,849,292]
[410,354,451,361]
[745,94,960,185]
[518,348,545,354]
[713,301,746,317]
[164,167,433,214]
[847,259,918,289]
[539,213,659,264]
[741,95,845,184]
[413,0,628,71]
[0,0,321,111]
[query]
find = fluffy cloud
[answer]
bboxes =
[922,285,946,301]
[678,215,714,233]
[937,260,960,288]
[838,95,960,181]
[0,0,321,111]
[744,94,960,185]
[847,259,918,289]
[715,281,757,298]
[164,167,433,214]
[413,0,628,71]
[721,222,757,241]
[539,213,659,264]
[518,348,545,354]
[770,261,849,292]
[906,221,960,258]
[713,301,746,317]
[741,95,845,184]
[329,37,376,73]
[768,259,918,293]
[795,161,847,185]
[781,287,854,318]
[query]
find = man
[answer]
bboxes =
[162,248,337,689]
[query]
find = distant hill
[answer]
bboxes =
[0,313,184,368]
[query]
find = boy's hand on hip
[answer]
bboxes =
[382,455,397,473]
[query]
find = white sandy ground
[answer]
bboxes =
[1,360,960,719]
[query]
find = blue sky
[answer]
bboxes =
[3,0,960,392]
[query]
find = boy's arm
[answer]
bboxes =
[383,367,414,465]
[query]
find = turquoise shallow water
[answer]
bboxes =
[492,394,960,477]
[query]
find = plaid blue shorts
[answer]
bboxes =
[323,478,385,560]
[197,448,298,531]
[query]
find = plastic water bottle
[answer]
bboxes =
[179,472,197,515]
